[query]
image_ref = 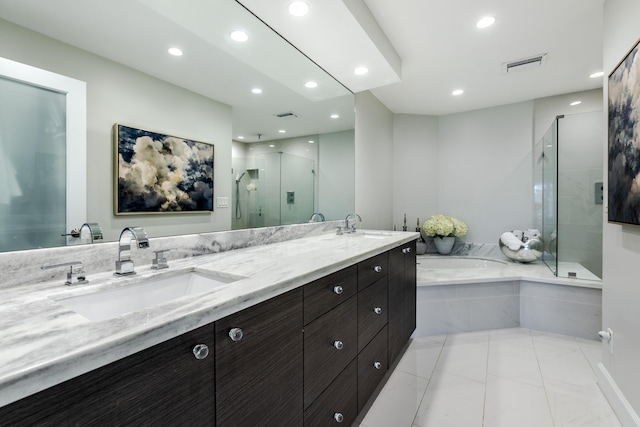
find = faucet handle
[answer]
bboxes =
[151,249,173,270]
[41,261,88,286]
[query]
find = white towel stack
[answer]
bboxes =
[500,232,523,251]
[511,229,524,241]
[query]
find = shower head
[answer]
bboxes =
[235,172,246,183]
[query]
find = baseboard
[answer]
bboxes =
[597,363,640,427]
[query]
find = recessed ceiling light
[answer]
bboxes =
[168,47,183,56]
[308,140,315,144]
[269,144,275,148]
[288,1,309,16]
[279,130,286,133]
[238,136,245,139]
[305,81,318,88]
[354,66,369,75]
[230,30,249,42]
[570,101,582,106]
[251,88,262,94]
[589,71,604,78]
[452,89,464,96]
[330,114,340,119]
[476,16,495,29]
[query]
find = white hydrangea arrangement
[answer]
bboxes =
[423,215,468,238]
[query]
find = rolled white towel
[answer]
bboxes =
[511,229,524,240]
[501,232,523,251]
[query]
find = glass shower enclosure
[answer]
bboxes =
[540,111,603,280]
[233,151,315,229]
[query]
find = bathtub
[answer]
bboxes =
[414,254,602,340]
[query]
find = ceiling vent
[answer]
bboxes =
[275,111,298,119]
[503,54,547,73]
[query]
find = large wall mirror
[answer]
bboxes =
[0,0,355,252]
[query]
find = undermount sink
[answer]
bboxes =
[51,271,242,322]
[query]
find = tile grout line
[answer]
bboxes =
[532,329,559,427]
[410,334,448,427]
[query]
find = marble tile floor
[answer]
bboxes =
[355,328,620,427]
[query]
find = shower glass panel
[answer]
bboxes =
[541,119,558,275]
[234,151,314,229]
[540,112,603,280]
[0,76,66,252]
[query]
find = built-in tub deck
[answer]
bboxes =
[415,255,602,340]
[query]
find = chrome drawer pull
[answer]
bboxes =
[333,285,344,295]
[373,361,382,370]
[373,307,383,315]
[229,327,244,342]
[373,265,382,273]
[334,412,344,423]
[402,247,412,254]
[333,340,344,350]
[192,344,209,360]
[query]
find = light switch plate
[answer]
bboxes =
[216,197,229,208]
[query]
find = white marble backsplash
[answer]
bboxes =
[422,240,505,259]
[0,221,342,290]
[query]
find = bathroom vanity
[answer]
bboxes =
[0,231,417,426]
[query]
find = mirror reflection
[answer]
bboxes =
[0,0,355,253]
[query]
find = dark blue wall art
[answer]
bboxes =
[114,124,214,214]
[608,38,640,225]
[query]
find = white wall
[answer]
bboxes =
[392,102,534,243]
[0,18,233,242]
[355,91,394,230]
[392,114,439,231]
[602,0,640,421]
[438,101,534,243]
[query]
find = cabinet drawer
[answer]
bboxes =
[358,252,388,291]
[358,325,389,412]
[304,359,357,427]
[304,265,357,325]
[357,276,388,352]
[304,295,358,410]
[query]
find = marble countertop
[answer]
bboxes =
[0,230,418,407]
[416,255,603,289]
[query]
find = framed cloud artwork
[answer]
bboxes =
[114,124,214,214]
[608,37,640,225]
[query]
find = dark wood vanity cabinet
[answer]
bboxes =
[0,323,216,426]
[0,241,417,427]
[215,287,303,427]
[388,240,417,364]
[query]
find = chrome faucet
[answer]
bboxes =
[79,222,103,243]
[42,261,88,285]
[344,213,362,233]
[309,212,325,222]
[115,227,149,276]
